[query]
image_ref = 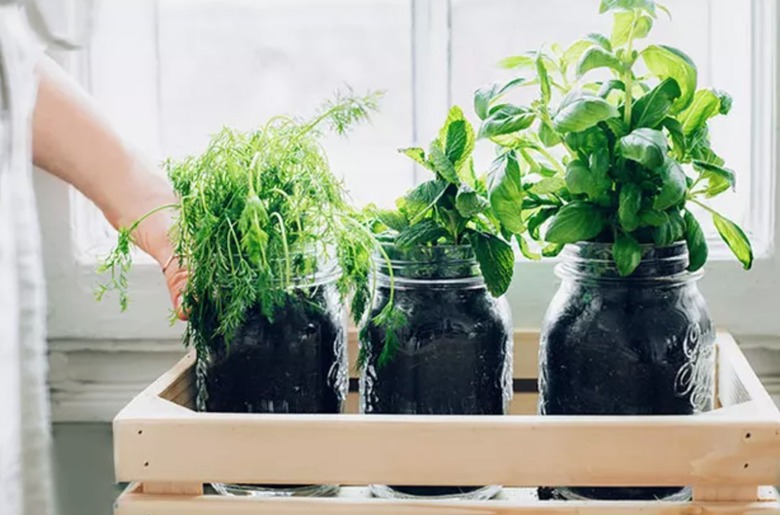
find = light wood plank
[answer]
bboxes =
[142,482,203,495]
[114,486,780,515]
[344,393,539,415]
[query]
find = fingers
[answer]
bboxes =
[163,256,189,321]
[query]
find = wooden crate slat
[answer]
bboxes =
[114,485,780,515]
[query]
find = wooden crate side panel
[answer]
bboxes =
[114,405,780,487]
[114,488,780,515]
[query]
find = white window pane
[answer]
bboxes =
[451,0,753,237]
[157,0,414,207]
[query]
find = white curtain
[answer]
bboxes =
[0,1,94,513]
[0,5,52,514]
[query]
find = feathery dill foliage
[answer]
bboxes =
[99,91,392,353]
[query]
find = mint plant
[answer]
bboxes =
[369,106,515,297]
[474,0,752,276]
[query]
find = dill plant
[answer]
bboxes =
[98,91,398,354]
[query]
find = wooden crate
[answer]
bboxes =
[113,331,780,514]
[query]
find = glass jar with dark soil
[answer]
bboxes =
[195,259,347,498]
[539,242,715,501]
[360,244,513,501]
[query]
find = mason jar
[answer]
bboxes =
[360,244,513,500]
[196,257,347,497]
[539,242,715,501]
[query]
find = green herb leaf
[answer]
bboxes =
[712,211,753,270]
[536,53,552,104]
[715,89,733,115]
[553,91,620,133]
[693,160,736,196]
[539,123,562,147]
[600,0,657,16]
[638,209,668,227]
[683,210,708,271]
[565,159,611,198]
[653,209,685,247]
[517,234,541,261]
[402,179,449,220]
[576,47,624,78]
[487,152,525,234]
[612,11,653,47]
[428,139,459,184]
[542,243,566,257]
[653,158,687,210]
[641,45,698,113]
[395,218,447,249]
[498,54,536,69]
[399,147,432,170]
[479,104,536,139]
[468,232,515,296]
[439,106,475,170]
[528,207,558,240]
[632,78,681,129]
[662,117,686,156]
[545,202,607,244]
[618,183,643,232]
[375,209,409,232]
[530,176,566,195]
[618,128,668,169]
[455,188,489,218]
[679,89,721,136]
[613,230,643,276]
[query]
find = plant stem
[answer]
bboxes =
[622,11,638,126]
[125,203,180,235]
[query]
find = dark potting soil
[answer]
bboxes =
[539,280,714,501]
[197,286,347,415]
[361,283,512,497]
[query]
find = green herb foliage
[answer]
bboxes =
[372,106,515,297]
[98,91,394,353]
[475,0,752,275]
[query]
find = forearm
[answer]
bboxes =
[32,56,176,265]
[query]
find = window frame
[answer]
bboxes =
[40,0,780,341]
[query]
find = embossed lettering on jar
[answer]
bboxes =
[539,242,715,501]
[196,257,347,498]
[360,244,513,501]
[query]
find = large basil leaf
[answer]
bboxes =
[631,78,681,129]
[553,91,620,133]
[576,47,624,78]
[565,159,611,198]
[468,232,515,297]
[613,231,643,277]
[679,89,721,136]
[653,158,687,210]
[528,207,558,240]
[653,209,685,247]
[479,104,536,139]
[612,10,653,47]
[487,152,525,234]
[712,211,753,270]
[545,202,607,244]
[693,160,735,197]
[618,183,643,232]
[641,45,698,113]
[683,210,708,272]
[618,128,668,169]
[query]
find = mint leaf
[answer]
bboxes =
[455,187,489,218]
[487,152,525,234]
[399,147,433,170]
[375,209,408,232]
[402,179,449,220]
[395,219,447,249]
[428,140,459,184]
[468,232,515,297]
[545,202,607,244]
